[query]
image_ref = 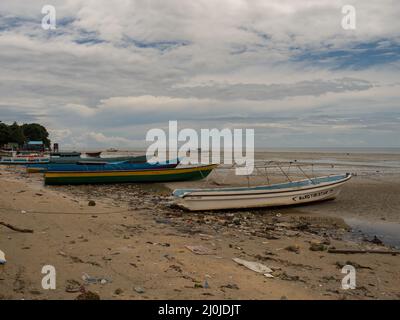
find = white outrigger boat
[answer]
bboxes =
[173,173,352,211]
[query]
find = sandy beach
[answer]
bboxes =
[1,151,400,300]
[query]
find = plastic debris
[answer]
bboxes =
[75,290,100,300]
[82,273,111,284]
[65,279,82,293]
[185,245,213,255]
[0,250,6,264]
[232,258,273,278]
[134,286,145,294]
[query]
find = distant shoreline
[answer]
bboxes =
[63,147,400,154]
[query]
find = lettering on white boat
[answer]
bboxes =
[292,189,333,201]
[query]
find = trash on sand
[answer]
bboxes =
[220,283,239,290]
[185,245,213,255]
[75,290,100,300]
[65,279,82,293]
[328,248,399,255]
[82,273,111,284]
[0,250,6,264]
[0,221,33,233]
[285,245,300,254]
[134,286,145,294]
[309,243,327,251]
[232,258,273,278]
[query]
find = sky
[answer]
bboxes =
[0,0,399,149]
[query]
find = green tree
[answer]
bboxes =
[0,122,11,146]
[8,122,26,145]
[22,123,51,147]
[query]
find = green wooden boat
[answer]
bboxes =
[44,164,217,185]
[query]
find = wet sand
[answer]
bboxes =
[1,151,400,300]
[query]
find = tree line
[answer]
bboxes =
[0,122,51,148]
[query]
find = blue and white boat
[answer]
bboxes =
[0,155,49,165]
[173,173,352,211]
[26,158,180,173]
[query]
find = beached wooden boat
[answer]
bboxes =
[27,159,180,173]
[173,173,352,211]
[44,164,218,185]
[49,154,147,164]
[0,155,49,165]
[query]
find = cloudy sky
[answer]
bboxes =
[0,0,399,149]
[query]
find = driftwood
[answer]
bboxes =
[328,248,399,255]
[0,221,34,233]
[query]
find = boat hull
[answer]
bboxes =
[44,164,217,185]
[27,159,179,173]
[0,158,49,165]
[49,155,147,164]
[173,174,351,211]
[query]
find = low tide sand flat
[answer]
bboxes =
[1,150,400,300]
[0,153,400,299]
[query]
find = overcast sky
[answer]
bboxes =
[0,0,399,149]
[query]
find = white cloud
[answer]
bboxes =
[0,0,399,147]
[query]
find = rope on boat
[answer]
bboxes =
[212,160,322,185]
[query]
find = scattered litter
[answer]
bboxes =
[114,288,123,295]
[232,258,273,277]
[58,250,67,257]
[279,272,301,282]
[285,245,300,254]
[82,273,111,284]
[204,279,209,289]
[185,245,213,255]
[220,283,239,290]
[328,248,399,255]
[21,210,27,214]
[0,250,6,264]
[335,261,372,270]
[134,286,145,294]
[199,233,214,239]
[75,290,100,300]
[369,235,383,245]
[0,221,33,233]
[147,241,170,247]
[65,279,82,293]
[309,243,327,252]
